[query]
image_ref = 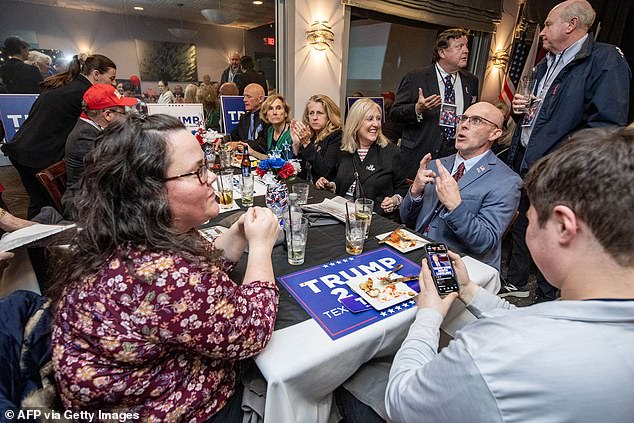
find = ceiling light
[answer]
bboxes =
[133,6,144,11]
[253,1,263,4]
[201,0,238,25]
[168,3,198,39]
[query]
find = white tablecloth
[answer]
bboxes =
[255,256,500,423]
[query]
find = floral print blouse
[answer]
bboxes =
[52,241,279,422]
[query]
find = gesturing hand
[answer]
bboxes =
[415,88,442,114]
[435,159,461,212]
[243,207,280,252]
[411,153,436,197]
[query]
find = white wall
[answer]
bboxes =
[0,0,245,84]
[290,0,347,118]
[480,0,521,102]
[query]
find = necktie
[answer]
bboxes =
[452,162,465,182]
[441,74,456,143]
[248,113,255,140]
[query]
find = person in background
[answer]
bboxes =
[1,54,117,218]
[173,84,184,103]
[197,85,221,131]
[256,94,293,158]
[183,83,198,104]
[0,36,42,93]
[51,114,281,422]
[234,55,267,95]
[399,102,521,271]
[290,94,343,181]
[25,51,52,78]
[316,98,408,219]
[385,127,634,423]
[200,73,213,89]
[230,83,265,143]
[61,83,136,219]
[220,52,242,85]
[380,91,404,144]
[157,80,175,104]
[116,81,125,95]
[502,0,631,301]
[391,28,479,179]
[219,81,239,96]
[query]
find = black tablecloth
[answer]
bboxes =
[204,178,431,330]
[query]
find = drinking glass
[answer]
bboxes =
[220,148,233,169]
[354,198,374,239]
[516,77,536,113]
[241,174,254,208]
[218,170,234,209]
[292,183,310,206]
[284,217,309,265]
[345,217,367,255]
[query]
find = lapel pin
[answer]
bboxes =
[366,164,375,171]
[477,165,486,173]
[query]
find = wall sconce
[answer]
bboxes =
[492,49,510,69]
[306,21,334,51]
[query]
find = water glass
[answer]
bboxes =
[284,217,309,265]
[241,174,254,207]
[354,198,374,239]
[218,170,234,209]
[517,76,536,112]
[292,183,310,205]
[219,148,233,169]
[345,217,367,255]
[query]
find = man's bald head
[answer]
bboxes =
[230,52,241,70]
[455,102,505,159]
[244,83,265,112]
[554,0,595,30]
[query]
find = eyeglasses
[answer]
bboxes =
[457,115,499,129]
[106,108,126,115]
[164,163,209,184]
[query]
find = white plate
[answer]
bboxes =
[375,229,428,253]
[347,271,418,311]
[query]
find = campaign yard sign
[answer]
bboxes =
[0,94,38,141]
[278,247,421,340]
[220,95,246,135]
[146,103,204,131]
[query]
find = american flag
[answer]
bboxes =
[499,32,528,108]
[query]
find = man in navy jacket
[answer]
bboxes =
[503,0,631,300]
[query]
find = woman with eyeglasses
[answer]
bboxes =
[315,98,408,218]
[290,94,343,181]
[50,114,281,422]
[1,53,117,218]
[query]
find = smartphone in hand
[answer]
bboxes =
[424,243,459,295]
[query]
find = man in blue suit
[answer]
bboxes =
[400,102,521,270]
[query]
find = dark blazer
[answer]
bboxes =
[0,58,42,94]
[391,64,478,179]
[234,69,267,95]
[399,150,521,270]
[230,110,265,142]
[61,118,101,218]
[297,129,342,181]
[333,142,408,218]
[220,66,242,85]
[1,75,92,169]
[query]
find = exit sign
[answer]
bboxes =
[263,37,275,46]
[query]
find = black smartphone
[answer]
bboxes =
[424,243,459,295]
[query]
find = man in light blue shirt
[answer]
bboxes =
[387,126,634,423]
[400,102,521,270]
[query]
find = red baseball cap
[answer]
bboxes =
[83,84,138,110]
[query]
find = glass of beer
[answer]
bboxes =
[346,217,366,255]
[218,170,234,209]
[354,198,374,239]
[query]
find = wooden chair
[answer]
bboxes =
[35,160,67,213]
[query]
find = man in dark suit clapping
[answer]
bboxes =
[391,28,479,180]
